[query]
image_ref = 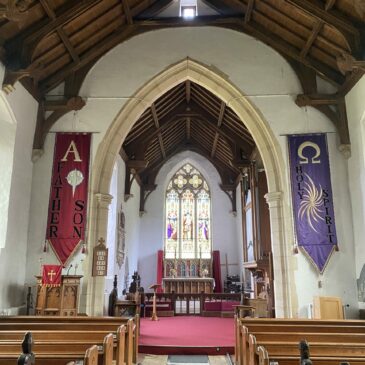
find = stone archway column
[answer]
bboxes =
[85,192,113,315]
[265,191,292,318]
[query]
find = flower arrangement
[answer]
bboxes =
[201,268,209,277]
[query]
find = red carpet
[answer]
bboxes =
[139,316,235,355]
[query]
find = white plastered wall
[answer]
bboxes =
[0,64,38,313]
[23,27,358,317]
[138,150,239,291]
[345,75,365,310]
[104,156,140,314]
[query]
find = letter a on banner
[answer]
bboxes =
[46,133,91,265]
[288,133,337,273]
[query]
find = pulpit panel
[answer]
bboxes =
[35,275,82,316]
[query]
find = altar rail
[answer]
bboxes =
[142,292,242,316]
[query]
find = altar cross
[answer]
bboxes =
[221,253,238,277]
[48,270,56,282]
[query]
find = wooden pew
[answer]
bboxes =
[0,316,138,365]
[248,333,365,365]
[235,318,365,365]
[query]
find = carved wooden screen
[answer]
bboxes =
[165,163,211,259]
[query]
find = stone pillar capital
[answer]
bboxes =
[95,193,113,208]
[264,191,283,207]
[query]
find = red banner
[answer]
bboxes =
[42,265,62,286]
[46,133,91,265]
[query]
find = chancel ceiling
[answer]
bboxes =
[121,80,255,213]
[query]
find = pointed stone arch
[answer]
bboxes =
[84,58,293,317]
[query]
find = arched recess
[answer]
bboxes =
[84,58,292,317]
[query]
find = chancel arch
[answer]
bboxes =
[86,58,292,317]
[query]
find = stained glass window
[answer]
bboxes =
[165,164,211,259]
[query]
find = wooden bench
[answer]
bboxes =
[0,327,125,365]
[235,318,365,365]
[0,316,138,365]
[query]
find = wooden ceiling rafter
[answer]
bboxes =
[39,0,80,63]
[2,1,361,101]
[121,80,254,212]
[325,0,337,12]
[6,0,103,61]
[0,0,362,159]
[121,0,133,25]
[211,101,226,158]
[151,103,167,159]
[300,20,324,59]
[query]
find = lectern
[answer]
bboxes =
[35,275,82,316]
[148,284,161,321]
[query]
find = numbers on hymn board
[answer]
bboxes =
[92,241,108,277]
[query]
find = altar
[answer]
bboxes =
[163,277,214,294]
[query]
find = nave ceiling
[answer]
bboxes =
[0,0,363,152]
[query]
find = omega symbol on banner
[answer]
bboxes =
[298,141,321,164]
[288,134,337,273]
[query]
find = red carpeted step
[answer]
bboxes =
[139,316,235,355]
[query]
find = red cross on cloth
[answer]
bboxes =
[42,265,62,287]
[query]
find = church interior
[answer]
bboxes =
[1,0,365,364]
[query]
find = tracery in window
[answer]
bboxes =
[165,163,211,259]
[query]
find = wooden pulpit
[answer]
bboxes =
[35,275,82,316]
[148,284,161,321]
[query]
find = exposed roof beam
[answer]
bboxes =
[9,14,347,94]
[185,80,191,103]
[5,0,102,55]
[286,0,360,48]
[188,101,254,154]
[325,0,337,11]
[122,0,133,25]
[39,0,80,63]
[211,101,226,158]
[244,0,254,24]
[217,101,225,127]
[40,24,138,92]
[142,142,239,184]
[186,117,191,140]
[300,21,323,59]
[151,103,166,159]
[135,0,174,19]
[211,134,219,158]
[124,103,188,152]
[138,16,345,86]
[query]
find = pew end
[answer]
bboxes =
[84,345,99,365]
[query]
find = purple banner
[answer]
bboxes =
[288,134,337,273]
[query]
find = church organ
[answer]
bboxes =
[241,163,275,317]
